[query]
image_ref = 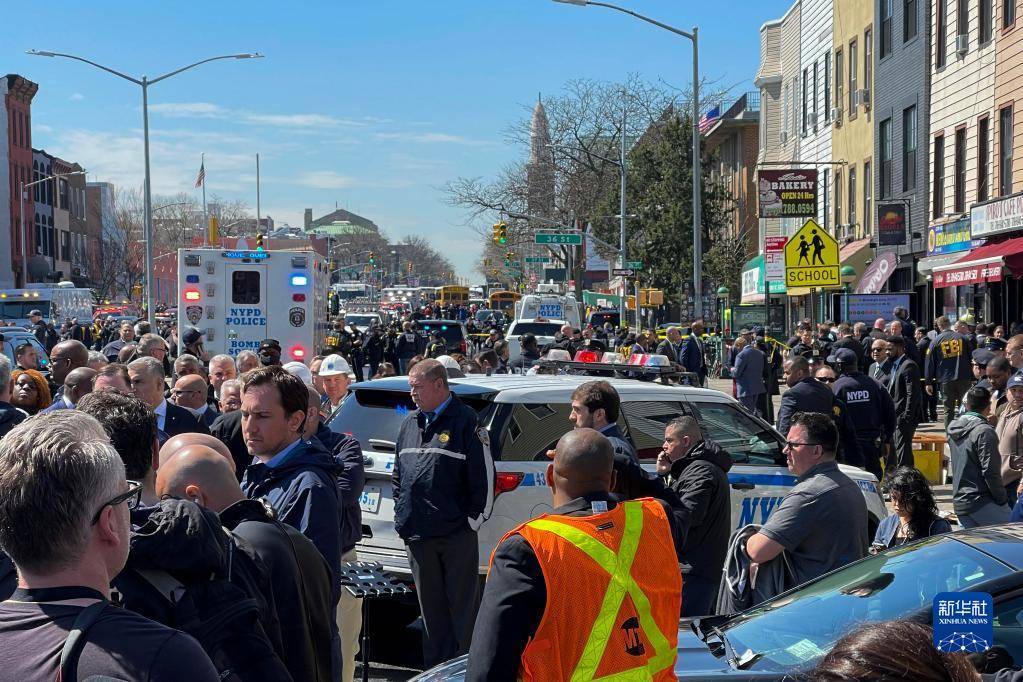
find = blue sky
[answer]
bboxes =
[4,0,791,279]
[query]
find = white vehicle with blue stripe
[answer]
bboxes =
[328,374,887,580]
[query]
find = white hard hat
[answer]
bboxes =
[283,361,314,387]
[319,353,355,378]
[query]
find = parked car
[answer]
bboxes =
[502,318,565,363]
[328,374,886,581]
[413,524,1023,680]
[416,319,469,355]
[343,312,383,333]
[0,329,49,371]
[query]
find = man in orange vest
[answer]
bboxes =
[466,428,681,682]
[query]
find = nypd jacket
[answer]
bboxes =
[833,371,896,444]
[392,394,495,541]
[776,378,864,468]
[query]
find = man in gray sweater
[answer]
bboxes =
[949,386,1011,528]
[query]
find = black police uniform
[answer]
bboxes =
[393,394,495,668]
[776,377,864,468]
[833,370,896,480]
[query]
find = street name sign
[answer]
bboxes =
[612,268,636,277]
[535,233,583,245]
[625,261,643,269]
[525,256,552,263]
[784,219,840,287]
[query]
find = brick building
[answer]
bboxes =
[1,74,38,287]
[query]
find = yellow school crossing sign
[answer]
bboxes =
[784,218,840,287]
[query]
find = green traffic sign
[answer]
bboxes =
[535,233,582,245]
[626,261,643,269]
[525,256,552,263]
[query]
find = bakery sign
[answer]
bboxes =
[758,169,818,218]
[971,192,1023,238]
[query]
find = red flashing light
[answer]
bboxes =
[290,345,306,360]
[495,471,525,495]
[183,289,201,302]
[292,293,306,302]
[575,350,600,363]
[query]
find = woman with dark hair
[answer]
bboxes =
[10,369,52,415]
[813,620,979,681]
[872,467,952,552]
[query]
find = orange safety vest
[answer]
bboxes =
[495,498,682,681]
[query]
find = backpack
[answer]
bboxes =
[118,565,291,682]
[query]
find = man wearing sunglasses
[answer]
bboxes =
[745,412,868,589]
[0,411,218,680]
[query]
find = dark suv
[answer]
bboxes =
[416,319,468,354]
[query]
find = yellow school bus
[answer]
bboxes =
[437,285,470,306]
[488,290,521,315]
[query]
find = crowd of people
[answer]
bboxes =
[2,302,1023,680]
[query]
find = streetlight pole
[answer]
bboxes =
[19,169,87,286]
[28,50,263,324]
[552,0,702,319]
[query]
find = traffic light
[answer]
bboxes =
[492,221,508,245]
[407,261,414,274]
[369,251,376,266]
[255,233,264,251]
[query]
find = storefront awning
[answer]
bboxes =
[917,252,965,275]
[932,236,1023,288]
[839,238,873,290]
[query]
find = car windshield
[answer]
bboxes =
[346,315,377,326]
[588,312,618,327]
[419,322,465,345]
[718,536,1012,672]
[509,322,561,337]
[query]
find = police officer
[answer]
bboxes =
[925,315,974,428]
[830,348,896,480]
[393,359,495,668]
[777,356,864,468]
[756,329,782,423]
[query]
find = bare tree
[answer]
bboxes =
[397,235,456,284]
[111,187,147,299]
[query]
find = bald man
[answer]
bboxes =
[171,374,220,428]
[467,429,682,681]
[159,432,236,474]
[40,366,96,412]
[156,446,334,682]
[48,339,90,402]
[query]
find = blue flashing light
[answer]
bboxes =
[290,274,308,286]
[441,325,448,330]
[185,275,200,283]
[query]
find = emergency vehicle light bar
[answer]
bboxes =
[222,251,269,260]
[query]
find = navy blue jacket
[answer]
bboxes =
[776,378,864,468]
[833,371,896,444]
[924,330,973,384]
[314,422,366,553]
[732,345,766,397]
[681,335,707,381]
[392,394,494,541]
[242,439,343,592]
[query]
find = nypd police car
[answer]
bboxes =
[328,374,887,579]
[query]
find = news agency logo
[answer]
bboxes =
[933,592,993,653]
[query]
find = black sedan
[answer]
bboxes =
[412,525,1023,680]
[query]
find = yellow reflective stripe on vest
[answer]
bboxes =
[525,502,674,681]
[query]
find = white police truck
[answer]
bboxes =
[328,373,887,580]
[177,248,328,362]
[0,282,93,326]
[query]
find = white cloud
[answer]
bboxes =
[69,93,84,102]
[292,171,358,189]
[373,131,489,146]
[148,102,227,118]
[148,101,368,129]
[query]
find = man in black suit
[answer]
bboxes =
[127,356,209,440]
[886,335,922,470]
[680,320,708,386]
[830,323,864,371]
[776,356,863,468]
[867,338,892,385]
[655,326,684,365]
[170,374,220,428]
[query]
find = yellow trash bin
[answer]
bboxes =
[912,435,947,485]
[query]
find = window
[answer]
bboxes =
[881,119,893,199]
[979,115,990,201]
[881,0,893,55]
[981,0,993,42]
[848,40,858,115]
[863,161,873,233]
[955,127,967,212]
[937,0,947,67]
[933,134,945,218]
[864,29,873,99]
[957,0,969,39]
[621,402,690,460]
[231,270,262,305]
[684,400,785,466]
[1001,105,1014,195]
[835,49,844,116]
[1005,0,1016,28]
[802,68,809,135]
[60,231,71,263]
[824,54,831,121]
[848,165,858,230]
[903,106,917,191]
[783,81,791,138]
[823,168,830,224]
[835,170,843,228]
[812,61,819,129]
[904,0,918,40]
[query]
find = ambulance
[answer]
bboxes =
[177,248,328,362]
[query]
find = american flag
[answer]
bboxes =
[698,105,721,134]
[194,161,205,188]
